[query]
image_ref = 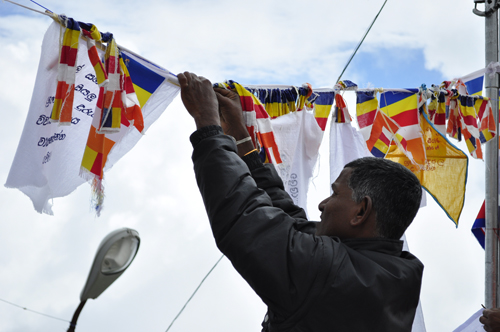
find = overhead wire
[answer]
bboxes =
[0,297,70,323]
[165,255,225,332]
[335,0,388,84]
[3,0,52,16]
[29,0,52,12]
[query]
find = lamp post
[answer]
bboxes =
[67,228,140,332]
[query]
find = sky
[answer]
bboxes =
[0,0,492,331]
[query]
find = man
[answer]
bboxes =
[179,71,423,331]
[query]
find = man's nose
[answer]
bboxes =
[318,197,329,211]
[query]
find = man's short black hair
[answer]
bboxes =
[344,157,422,240]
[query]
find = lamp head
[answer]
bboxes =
[80,228,140,301]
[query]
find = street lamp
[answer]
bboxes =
[67,228,140,332]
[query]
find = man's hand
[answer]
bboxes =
[480,308,500,331]
[213,87,246,138]
[214,87,255,156]
[178,72,220,129]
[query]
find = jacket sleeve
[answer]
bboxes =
[191,127,336,322]
[241,151,317,235]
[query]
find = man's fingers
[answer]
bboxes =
[214,91,224,102]
[178,71,207,87]
[214,87,230,95]
[214,87,237,98]
[183,71,194,80]
[177,72,187,87]
[178,72,196,88]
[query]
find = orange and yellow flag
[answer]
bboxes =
[386,113,468,226]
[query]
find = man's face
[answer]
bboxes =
[316,167,359,238]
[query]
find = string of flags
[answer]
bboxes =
[241,75,494,167]
[213,73,495,229]
[3,11,498,236]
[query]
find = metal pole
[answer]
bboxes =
[484,0,500,309]
[66,300,86,332]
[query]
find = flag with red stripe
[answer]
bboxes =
[221,81,282,165]
[51,17,81,124]
[380,89,426,167]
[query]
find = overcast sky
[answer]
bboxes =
[0,0,491,331]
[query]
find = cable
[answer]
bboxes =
[29,0,52,12]
[1,254,225,331]
[0,297,70,323]
[165,254,225,332]
[336,0,388,84]
[3,0,52,16]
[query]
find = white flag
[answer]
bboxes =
[5,21,179,214]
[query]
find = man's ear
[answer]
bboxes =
[350,196,373,227]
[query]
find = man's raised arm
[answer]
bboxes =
[213,85,310,224]
[180,72,326,319]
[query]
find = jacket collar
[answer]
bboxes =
[340,237,404,255]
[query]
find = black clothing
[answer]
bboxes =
[191,126,423,332]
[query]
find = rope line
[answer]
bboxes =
[336,0,388,84]
[0,298,70,323]
[165,254,225,332]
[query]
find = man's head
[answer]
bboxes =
[316,157,422,240]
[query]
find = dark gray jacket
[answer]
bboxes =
[191,126,423,332]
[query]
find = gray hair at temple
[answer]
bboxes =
[344,157,422,240]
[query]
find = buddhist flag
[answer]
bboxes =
[380,89,426,168]
[120,55,144,133]
[98,36,122,133]
[446,94,461,140]
[472,200,500,249]
[220,81,282,165]
[80,49,179,213]
[296,84,312,112]
[458,69,484,96]
[427,91,447,135]
[80,50,167,181]
[356,90,378,141]
[338,80,358,90]
[333,93,351,123]
[472,201,486,249]
[309,90,335,131]
[124,53,169,110]
[264,89,287,118]
[475,96,496,144]
[51,17,81,124]
[249,87,299,118]
[365,109,400,158]
[453,95,496,160]
[428,94,437,121]
[386,113,468,225]
[458,95,483,158]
